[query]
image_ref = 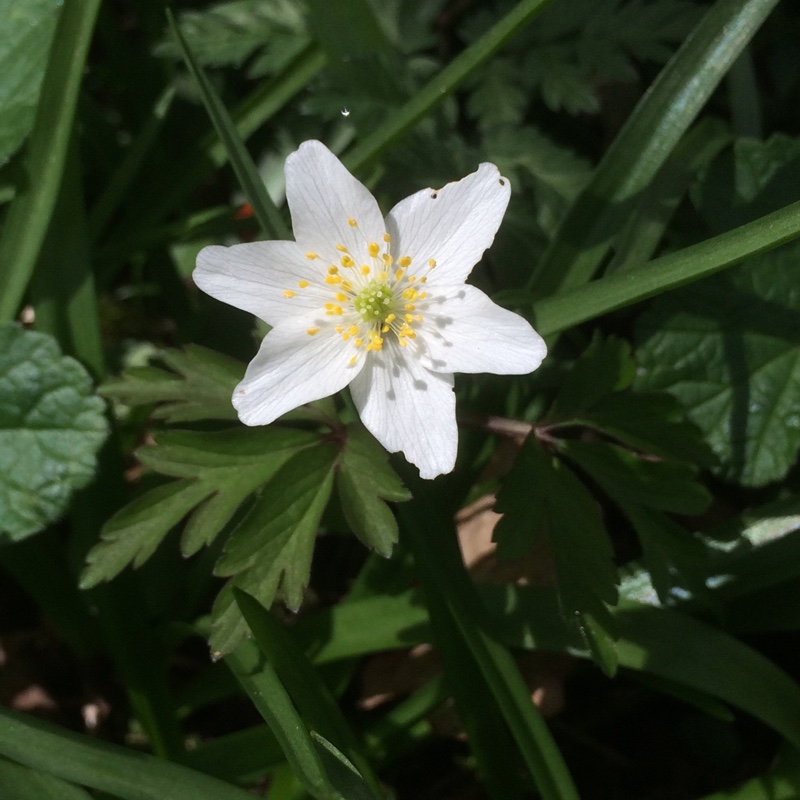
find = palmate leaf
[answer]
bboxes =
[494,438,620,675]
[336,425,411,557]
[212,443,339,654]
[0,326,108,542]
[99,344,242,423]
[154,0,310,78]
[80,427,320,590]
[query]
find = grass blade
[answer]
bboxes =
[532,197,800,337]
[344,0,555,172]
[528,0,779,296]
[168,9,289,241]
[0,707,256,800]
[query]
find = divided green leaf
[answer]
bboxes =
[80,427,319,588]
[99,345,243,423]
[0,326,108,543]
[335,425,411,557]
[212,443,338,653]
[494,438,620,674]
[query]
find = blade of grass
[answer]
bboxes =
[399,475,580,800]
[344,0,555,172]
[224,641,345,800]
[531,197,800,337]
[527,0,779,297]
[88,84,177,243]
[0,0,101,323]
[0,757,92,800]
[233,589,382,795]
[31,134,105,378]
[168,10,288,241]
[0,707,257,800]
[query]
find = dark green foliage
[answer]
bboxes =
[0,325,108,542]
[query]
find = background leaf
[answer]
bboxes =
[0,325,107,542]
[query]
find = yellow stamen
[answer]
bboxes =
[404,313,414,322]
[341,256,355,268]
[385,313,396,324]
[307,327,320,336]
[395,268,404,281]
[325,275,342,285]
[336,244,348,253]
[298,280,309,289]
[305,252,318,260]
[283,290,295,298]
[354,338,363,347]
[382,253,394,267]
[328,265,339,274]
[335,292,347,302]
[428,258,436,268]
[368,242,380,257]
[348,325,359,336]
[381,324,390,333]
[348,218,358,227]
[398,256,412,268]
[349,355,357,366]
[360,265,370,276]
[383,232,391,243]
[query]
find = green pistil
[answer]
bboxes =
[354,281,394,322]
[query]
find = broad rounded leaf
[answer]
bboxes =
[0,325,108,542]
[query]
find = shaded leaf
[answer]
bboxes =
[0,325,108,542]
[0,0,60,164]
[99,345,243,423]
[80,427,318,588]
[494,438,619,674]
[212,443,338,653]
[336,424,410,557]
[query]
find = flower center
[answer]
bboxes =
[353,280,394,322]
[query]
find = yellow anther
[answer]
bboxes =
[382,253,394,267]
[335,325,344,334]
[348,217,358,227]
[341,280,353,291]
[428,258,436,268]
[341,256,355,268]
[354,338,363,347]
[332,306,343,315]
[404,303,416,311]
[399,338,407,347]
[395,268,404,281]
[328,265,339,274]
[325,275,342,285]
[404,313,414,323]
[335,292,347,302]
[360,265,370,276]
[342,333,350,341]
[419,276,427,283]
[325,303,334,310]
[402,288,417,299]
[408,276,416,283]
[305,252,319,260]
[381,324,389,333]
[398,256,412,268]
[416,315,423,321]
[385,313,396,324]
[349,355,357,366]
[336,244,348,253]
[419,291,427,299]
[283,290,296,298]
[298,280,310,288]
[368,242,380,257]
[307,327,320,336]
[383,232,391,243]
[348,325,359,336]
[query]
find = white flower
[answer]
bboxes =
[194,140,546,479]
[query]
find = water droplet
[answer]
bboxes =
[341,107,350,116]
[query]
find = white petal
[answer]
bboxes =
[194,242,329,326]
[350,341,457,479]
[420,285,547,375]
[233,314,363,425]
[285,141,386,263]
[385,163,511,284]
